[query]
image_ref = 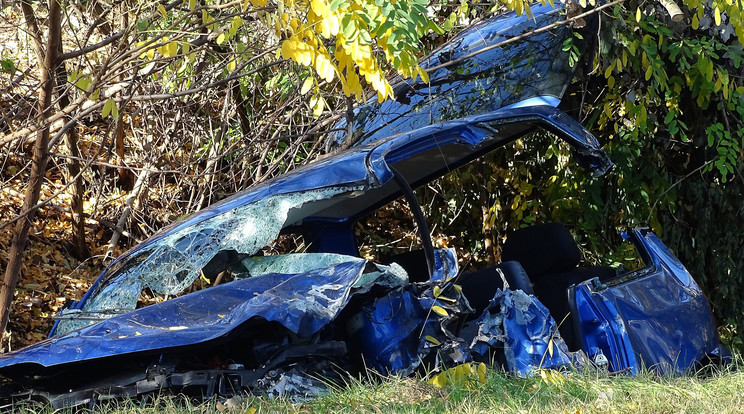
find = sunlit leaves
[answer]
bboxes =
[429,362,487,389]
[270,0,439,108]
[300,77,314,95]
[594,2,744,183]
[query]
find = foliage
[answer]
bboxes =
[10,362,744,412]
[574,0,744,351]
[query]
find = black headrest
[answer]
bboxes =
[459,260,533,316]
[501,223,580,277]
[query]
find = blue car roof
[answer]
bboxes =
[327,4,583,147]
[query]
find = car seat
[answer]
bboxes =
[501,223,616,349]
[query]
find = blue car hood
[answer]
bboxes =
[0,259,368,369]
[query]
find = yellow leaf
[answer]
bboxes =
[608,75,615,89]
[692,13,699,30]
[301,76,314,95]
[714,7,721,26]
[328,15,339,36]
[431,305,448,317]
[321,61,335,82]
[250,0,267,6]
[428,363,486,389]
[433,286,442,297]
[189,0,196,9]
[417,66,429,83]
[425,335,441,345]
[168,41,178,57]
[635,7,641,23]
[281,38,296,60]
[548,338,554,357]
[158,4,167,19]
[243,0,250,11]
[311,0,331,18]
[313,95,325,117]
[477,362,487,383]
[147,48,155,60]
[227,59,236,72]
[217,33,226,45]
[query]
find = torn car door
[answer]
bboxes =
[570,229,724,374]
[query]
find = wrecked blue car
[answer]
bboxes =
[0,4,727,408]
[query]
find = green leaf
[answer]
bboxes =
[1,59,15,73]
[75,75,92,91]
[342,17,356,40]
[102,98,114,118]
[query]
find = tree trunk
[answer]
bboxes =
[0,0,62,337]
[54,47,90,260]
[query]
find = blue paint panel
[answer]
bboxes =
[573,229,719,374]
[0,260,366,369]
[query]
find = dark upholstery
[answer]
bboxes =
[379,250,429,282]
[459,261,533,316]
[501,223,581,277]
[500,223,617,350]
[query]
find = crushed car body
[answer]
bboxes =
[0,3,728,409]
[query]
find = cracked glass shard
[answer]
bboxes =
[56,186,361,335]
[240,254,408,293]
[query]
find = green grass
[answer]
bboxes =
[14,363,744,414]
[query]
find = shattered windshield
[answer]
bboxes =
[56,185,363,335]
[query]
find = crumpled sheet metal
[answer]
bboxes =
[470,288,575,377]
[350,284,576,379]
[346,248,470,376]
[348,249,574,378]
[0,259,379,369]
